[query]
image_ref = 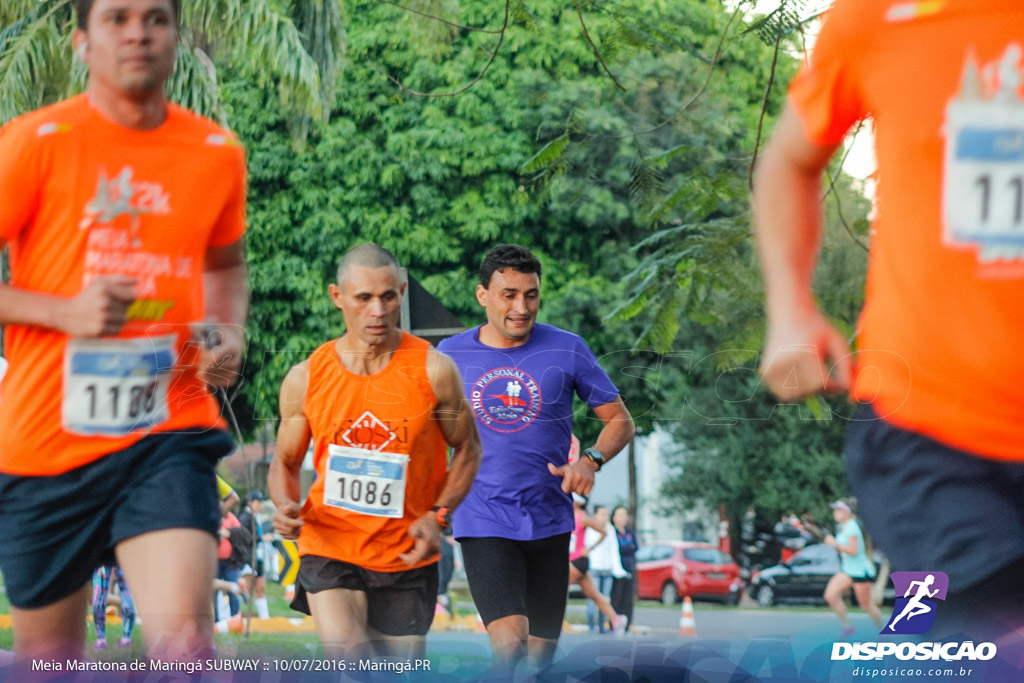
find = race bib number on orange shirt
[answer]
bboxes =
[943,49,1024,249]
[62,336,176,436]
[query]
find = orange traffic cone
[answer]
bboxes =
[678,597,697,638]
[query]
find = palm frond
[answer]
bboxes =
[166,39,226,124]
[294,0,346,108]
[0,0,51,30]
[520,134,570,175]
[181,0,343,122]
[0,11,66,124]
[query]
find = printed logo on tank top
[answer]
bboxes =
[470,367,542,433]
[334,410,410,451]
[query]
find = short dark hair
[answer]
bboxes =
[336,243,401,285]
[479,244,542,289]
[76,0,180,29]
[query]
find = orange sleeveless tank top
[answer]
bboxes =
[298,332,448,572]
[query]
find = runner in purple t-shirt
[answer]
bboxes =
[437,244,635,672]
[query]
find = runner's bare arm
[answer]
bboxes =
[427,348,482,510]
[547,397,635,496]
[0,238,136,335]
[754,105,852,401]
[398,349,482,566]
[200,238,249,387]
[589,398,635,464]
[269,362,311,540]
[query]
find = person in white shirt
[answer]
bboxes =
[584,506,628,633]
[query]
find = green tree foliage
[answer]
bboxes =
[651,176,871,531]
[0,0,343,127]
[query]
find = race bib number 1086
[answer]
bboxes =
[324,445,409,518]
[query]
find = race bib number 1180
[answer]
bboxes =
[943,68,1024,248]
[62,336,176,436]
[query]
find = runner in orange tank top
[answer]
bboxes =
[269,243,481,659]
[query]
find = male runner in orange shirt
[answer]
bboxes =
[755,0,1024,636]
[269,243,481,658]
[0,0,248,660]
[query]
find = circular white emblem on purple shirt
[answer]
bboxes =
[470,367,542,433]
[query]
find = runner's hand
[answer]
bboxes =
[399,512,441,566]
[195,324,245,387]
[760,309,853,401]
[547,459,596,496]
[59,276,137,337]
[273,502,304,540]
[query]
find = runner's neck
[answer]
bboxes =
[86,85,168,131]
[334,332,402,376]
[477,323,533,349]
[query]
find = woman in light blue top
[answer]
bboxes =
[824,499,883,636]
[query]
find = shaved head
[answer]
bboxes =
[336,243,401,285]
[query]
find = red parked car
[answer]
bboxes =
[635,541,743,606]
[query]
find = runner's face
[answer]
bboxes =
[76,0,177,99]
[476,268,540,346]
[331,265,405,347]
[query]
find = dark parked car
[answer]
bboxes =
[746,543,894,607]
[636,541,743,606]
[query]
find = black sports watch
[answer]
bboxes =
[581,448,606,471]
[432,505,452,529]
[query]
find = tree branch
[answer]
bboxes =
[574,0,626,92]
[378,0,509,98]
[378,0,505,34]
[607,4,742,140]
[825,168,869,253]
[747,29,782,192]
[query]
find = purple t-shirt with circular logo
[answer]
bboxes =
[438,323,620,541]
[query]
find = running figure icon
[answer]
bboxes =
[888,574,939,632]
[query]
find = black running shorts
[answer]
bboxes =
[846,403,1024,592]
[291,555,438,637]
[0,428,233,609]
[460,533,570,640]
